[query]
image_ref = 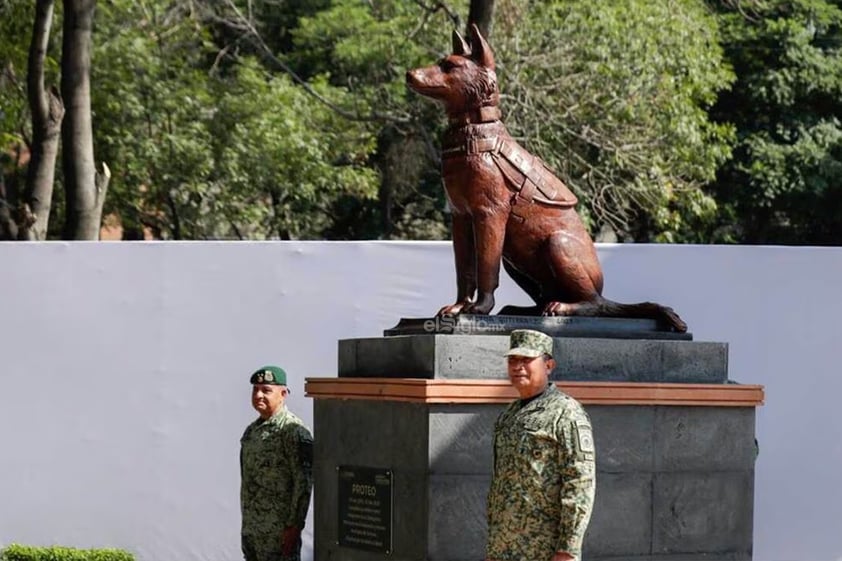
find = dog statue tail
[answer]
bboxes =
[501,297,687,333]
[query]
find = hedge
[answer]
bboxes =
[0,545,134,561]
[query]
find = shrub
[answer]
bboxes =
[0,545,134,561]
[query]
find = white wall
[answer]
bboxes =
[0,242,840,561]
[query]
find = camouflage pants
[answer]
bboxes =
[241,534,301,561]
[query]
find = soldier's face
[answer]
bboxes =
[506,355,554,398]
[251,384,288,418]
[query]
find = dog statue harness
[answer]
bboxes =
[441,109,578,209]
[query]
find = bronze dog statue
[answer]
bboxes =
[406,24,686,332]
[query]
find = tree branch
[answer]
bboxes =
[213,0,410,124]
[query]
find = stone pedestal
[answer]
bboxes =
[307,322,763,561]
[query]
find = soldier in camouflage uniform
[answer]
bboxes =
[486,330,596,561]
[241,365,313,561]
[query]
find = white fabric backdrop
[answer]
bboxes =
[1,242,840,561]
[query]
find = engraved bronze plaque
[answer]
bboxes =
[337,466,393,554]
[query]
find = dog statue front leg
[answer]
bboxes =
[438,212,476,316]
[463,212,506,315]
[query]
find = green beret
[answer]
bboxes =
[250,365,287,386]
[505,329,553,358]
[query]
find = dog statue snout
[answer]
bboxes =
[406,69,426,91]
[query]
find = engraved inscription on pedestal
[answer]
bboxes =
[337,466,393,555]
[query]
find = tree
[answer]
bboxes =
[487,0,734,241]
[229,0,735,241]
[211,64,379,239]
[0,0,39,240]
[88,0,378,239]
[0,0,109,240]
[23,0,64,240]
[0,170,14,239]
[469,0,495,38]
[1,0,782,242]
[90,0,219,239]
[62,0,109,240]
[245,0,456,239]
[706,0,842,244]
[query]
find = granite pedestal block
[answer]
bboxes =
[309,326,761,561]
[339,334,729,384]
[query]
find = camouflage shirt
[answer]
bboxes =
[240,407,313,558]
[486,384,596,561]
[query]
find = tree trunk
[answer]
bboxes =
[23,0,64,241]
[468,0,495,39]
[166,190,182,240]
[61,0,107,240]
[0,173,19,240]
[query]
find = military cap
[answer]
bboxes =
[505,329,553,358]
[250,365,287,386]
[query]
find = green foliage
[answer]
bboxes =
[208,0,330,62]
[0,1,47,172]
[92,0,377,239]
[91,0,217,238]
[292,0,445,86]
[6,0,840,242]
[210,62,379,238]
[708,0,842,244]
[0,0,63,237]
[0,0,62,145]
[0,1,35,148]
[491,0,735,241]
[0,544,134,561]
[291,0,457,239]
[292,0,735,241]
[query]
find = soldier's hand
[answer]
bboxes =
[281,526,301,556]
[551,552,575,561]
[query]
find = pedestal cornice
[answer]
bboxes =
[306,378,764,407]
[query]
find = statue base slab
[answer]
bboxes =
[385,314,693,340]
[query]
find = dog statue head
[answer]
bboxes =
[406,24,500,120]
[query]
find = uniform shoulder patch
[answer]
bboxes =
[574,422,595,454]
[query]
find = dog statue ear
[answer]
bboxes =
[452,29,471,56]
[468,23,495,70]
